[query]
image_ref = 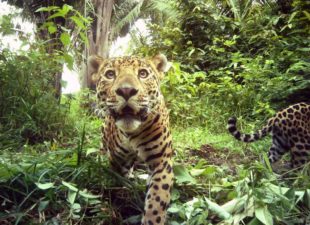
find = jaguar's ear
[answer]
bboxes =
[152,54,171,73]
[88,55,103,73]
[88,55,104,83]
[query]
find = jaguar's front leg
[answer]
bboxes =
[141,142,173,225]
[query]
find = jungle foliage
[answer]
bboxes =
[0,0,310,225]
[135,0,310,126]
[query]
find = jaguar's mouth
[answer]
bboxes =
[110,105,148,121]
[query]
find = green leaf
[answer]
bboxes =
[79,32,89,46]
[255,207,273,225]
[72,203,81,212]
[35,182,55,190]
[48,5,72,19]
[63,53,73,70]
[35,6,59,12]
[171,188,180,201]
[284,188,295,201]
[62,4,73,16]
[60,32,71,46]
[303,189,310,208]
[48,12,66,20]
[204,197,231,219]
[247,218,264,225]
[38,200,50,212]
[303,11,310,21]
[62,181,78,192]
[47,24,57,34]
[190,168,205,177]
[168,203,181,213]
[173,165,196,184]
[79,189,101,199]
[68,190,77,205]
[70,15,86,29]
[288,11,298,24]
[86,148,99,156]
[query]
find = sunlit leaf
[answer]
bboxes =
[60,32,71,46]
[79,189,101,199]
[35,6,59,12]
[62,181,78,192]
[72,203,81,212]
[35,182,55,190]
[86,148,99,156]
[255,207,273,225]
[70,16,85,29]
[173,165,196,184]
[68,190,77,205]
[204,197,231,219]
[47,24,57,34]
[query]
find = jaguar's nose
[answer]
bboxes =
[116,87,138,101]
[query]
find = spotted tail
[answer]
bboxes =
[227,117,270,142]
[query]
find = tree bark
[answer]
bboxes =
[83,0,114,89]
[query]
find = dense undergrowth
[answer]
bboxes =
[1,0,310,224]
[1,95,310,224]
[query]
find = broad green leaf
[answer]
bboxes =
[62,181,78,192]
[35,182,55,190]
[72,203,81,212]
[62,4,73,16]
[190,168,205,177]
[86,148,99,156]
[171,188,180,201]
[68,190,77,205]
[204,197,231,219]
[203,166,217,175]
[284,188,295,201]
[48,5,72,19]
[168,203,180,213]
[255,207,273,225]
[60,32,71,46]
[48,25,57,34]
[173,165,196,184]
[70,16,86,29]
[79,189,100,199]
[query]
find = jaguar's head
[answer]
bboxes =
[88,54,169,132]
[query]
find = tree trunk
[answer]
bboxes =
[83,0,114,89]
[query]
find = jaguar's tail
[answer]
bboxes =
[227,117,270,142]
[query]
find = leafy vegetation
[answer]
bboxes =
[136,0,310,124]
[1,0,310,224]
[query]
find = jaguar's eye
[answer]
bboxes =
[104,70,115,79]
[138,69,149,79]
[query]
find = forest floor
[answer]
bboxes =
[1,116,310,225]
[188,144,257,173]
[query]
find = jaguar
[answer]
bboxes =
[88,54,173,225]
[227,103,310,169]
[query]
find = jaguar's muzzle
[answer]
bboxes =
[109,105,148,122]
